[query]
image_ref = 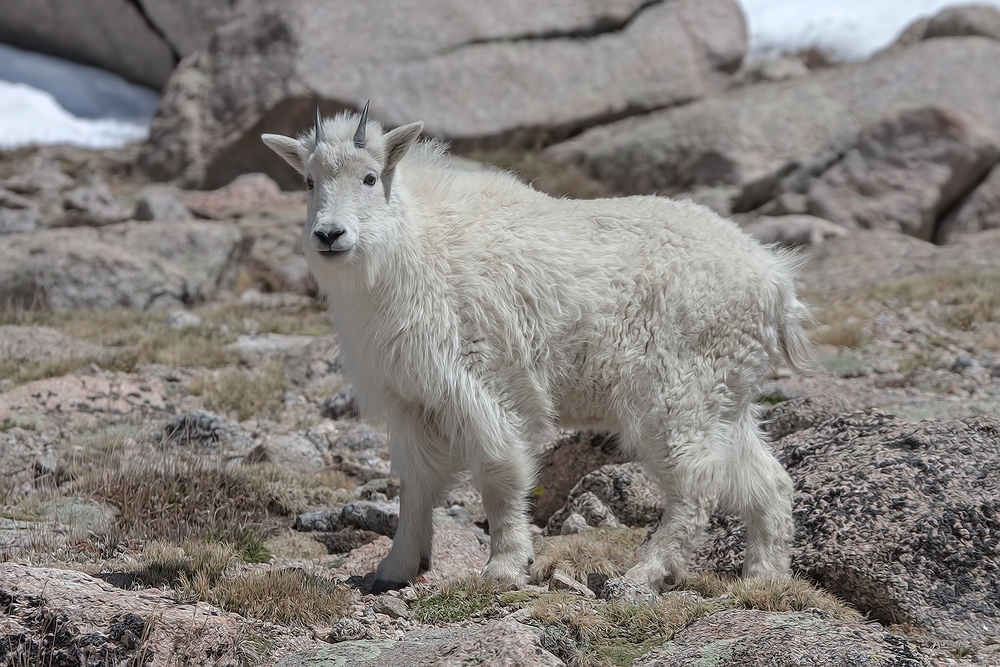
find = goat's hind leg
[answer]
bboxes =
[720,406,793,578]
[624,422,726,588]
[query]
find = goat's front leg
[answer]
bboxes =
[372,428,456,594]
[476,447,536,589]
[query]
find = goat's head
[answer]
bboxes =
[261,102,423,262]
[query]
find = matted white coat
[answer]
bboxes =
[262,109,812,593]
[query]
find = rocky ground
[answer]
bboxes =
[4,3,1000,666]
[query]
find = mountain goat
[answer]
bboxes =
[262,105,813,594]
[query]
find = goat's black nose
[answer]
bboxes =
[313,228,345,248]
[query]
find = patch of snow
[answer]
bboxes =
[0,43,158,150]
[736,0,1000,62]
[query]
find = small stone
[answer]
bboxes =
[294,510,343,532]
[399,586,418,602]
[336,423,387,452]
[373,595,409,619]
[340,500,400,537]
[560,512,593,535]
[163,310,202,330]
[326,618,371,643]
[549,570,596,598]
[61,181,130,226]
[134,191,193,221]
[952,355,976,372]
[320,386,359,420]
[600,577,659,606]
[991,365,1000,378]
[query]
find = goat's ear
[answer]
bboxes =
[261,134,306,173]
[381,121,423,201]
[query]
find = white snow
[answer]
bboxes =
[0,43,159,150]
[737,0,1000,62]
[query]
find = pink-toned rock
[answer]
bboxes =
[183,173,305,219]
[635,609,928,666]
[807,106,1000,241]
[429,619,565,667]
[140,0,746,189]
[0,563,320,666]
[0,373,171,432]
[535,431,627,525]
[936,163,1000,243]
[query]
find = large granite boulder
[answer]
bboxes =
[547,37,1000,198]
[698,409,1000,642]
[806,106,1000,241]
[937,163,1000,243]
[0,0,176,89]
[139,0,747,189]
[137,0,237,59]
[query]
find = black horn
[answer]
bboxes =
[353,100,370,149]
[314,106,324,143]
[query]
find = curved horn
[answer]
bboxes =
[353,100,370,149]
[314,106,324,144]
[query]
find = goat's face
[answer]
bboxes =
[261,108,423,265]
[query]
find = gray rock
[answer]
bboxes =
[0,0,175,89]
[0,186,40,234]
[937,163,1000,243]
[137,0,236,58]
[547,38,1000,198]
[0,325,103,362]
[60,181,130,227]
[327,618,376,643]
[163,310,202,330]
[372,595,409,619]
[336,424,387,453]
[545,462,662,534]
[340,500,399,538]
[0,207,40,235]
[356,478,400,502]
[0,227,189,312]
[756,191,808,217]
[257,433,325,475]
[636,609,928,666]
[133,190,193,222]
[807,106,1000,241]
[1,167,73,195]
[744,214,848,247]
[294,509,343,533]
[428,619,564,667]
[559,512,593,535]
[97,220,246,300]
[698,409,1000,642]
[140,0,746,188]
[156,410,258,460]
[321,386,360,421]
[924,4,1000,41]
[0,428,58,497]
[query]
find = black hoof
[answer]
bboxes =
[370,577,408,595]
[419,556,431,573]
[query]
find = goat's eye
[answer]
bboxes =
[363,173,377,187]
[305,176,314,191]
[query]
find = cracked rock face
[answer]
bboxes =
[139,0,746,189]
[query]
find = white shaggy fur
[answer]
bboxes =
[262,110,813,592]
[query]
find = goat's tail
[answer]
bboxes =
[770,248,817,376]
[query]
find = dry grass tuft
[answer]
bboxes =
[180,567,356,626]
[137,539,242,588]
[807,303,867,348]
[532,591,711,667]
[871,270,1000,330]
[65,424,341,542]
[530,528,648,585]
[187,361,287,421]
[265,530,329,560]
[678,573,862,621]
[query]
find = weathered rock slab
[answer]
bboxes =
[807,106,1000,241]
[636,609,928,666]
[140,0,746,188]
